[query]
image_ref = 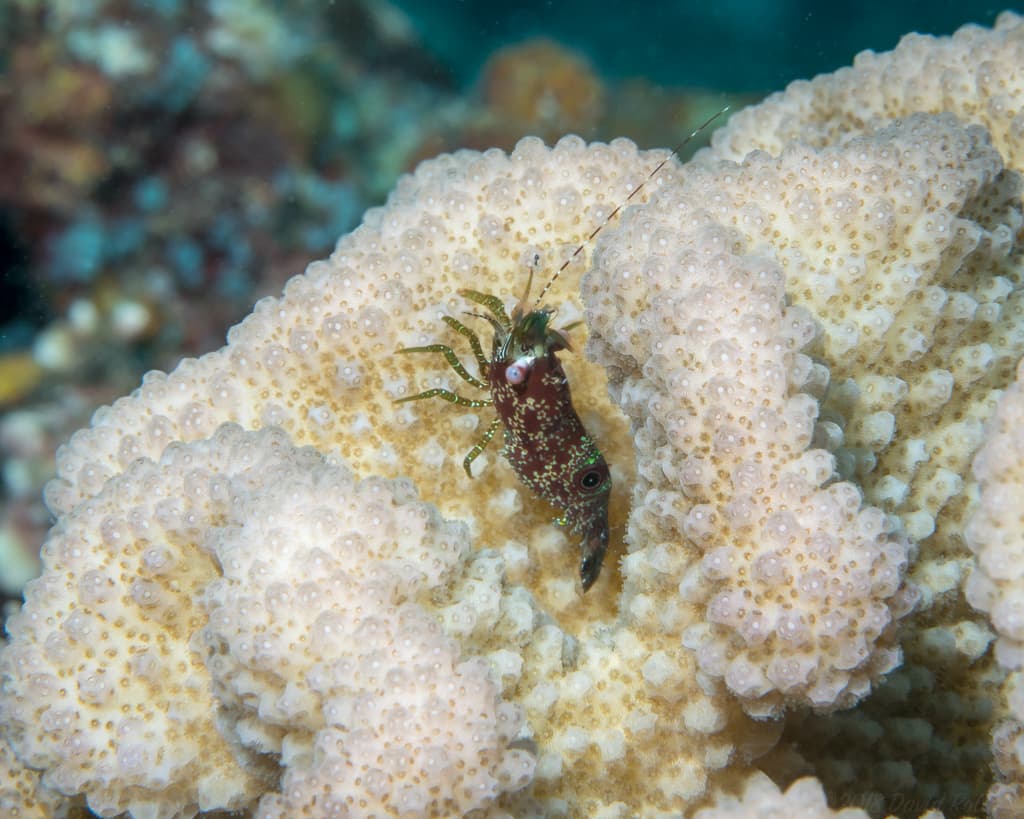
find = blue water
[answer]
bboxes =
[392,0,1001,93]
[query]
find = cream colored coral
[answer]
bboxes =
[694,772,873,818]
[672,11,1024,813]
[0,740,67,818]
[967,356,1024,672]
[2,424,539,817]
[192,430,535,818]
[695,11,1024,812]
[710,100,1023,557]
[1,430,269,817]
[709,11,1024,171]
[586,118,997,716]
[704,13,1024,579]
[965,356,1024,818]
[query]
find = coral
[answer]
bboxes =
[2,11,1024,819]
[480,39,606,141]
[965,356,1024,817]
[708,12,1024,173]
[0,353,43,407]
[696,10,1024,814]
[2,427,273,817]
[205,0,308,80]
[0,736,69,818]
[586,117,1004,716]
[2,424,538,817]
[0,41,112,213]
[693,771,875,819]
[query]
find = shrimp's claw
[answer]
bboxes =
[579,520,609,592]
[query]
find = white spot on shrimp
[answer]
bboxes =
[506,356,535,385]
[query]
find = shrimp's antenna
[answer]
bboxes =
[533,104,730,309]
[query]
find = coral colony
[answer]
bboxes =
[2,11,1024,819]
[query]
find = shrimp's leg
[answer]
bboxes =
[396,342,487,389]
[440,316,491,378]
[460,289,511,327]
[463,416,501,478]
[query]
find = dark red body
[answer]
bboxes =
[489,351,611,590]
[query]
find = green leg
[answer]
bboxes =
[441,316,490,376]
[460,289,511,327]
[396,341,487,389]
[463,416,502,478]
[394,388,492,408]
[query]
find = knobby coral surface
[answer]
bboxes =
[2,11,1024,819]
[965,354,1024,818]
[697,11,1024,814]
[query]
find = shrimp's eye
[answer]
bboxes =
[579,467,606,492]
[506,357,533,385]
